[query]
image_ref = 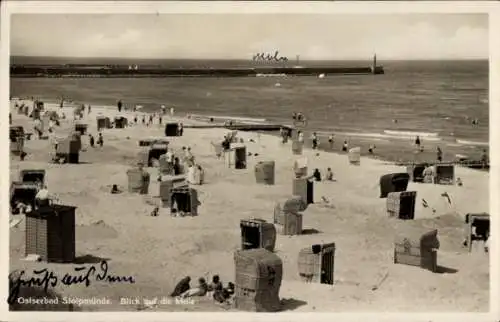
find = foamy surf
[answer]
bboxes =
[456,139,489,147]
[315,130,442,142]
[383,130,439,138]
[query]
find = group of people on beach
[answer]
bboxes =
[170,275,235,304]
[280,128,369,155]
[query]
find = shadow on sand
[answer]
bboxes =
[73,254,110,264]
[435,265,459,274]
[301,228,321,235]
[280,298,308,311]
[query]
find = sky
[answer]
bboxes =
[10,13,488,60]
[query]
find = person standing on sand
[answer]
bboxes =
[88,105,91,114]
[149,114,154,126]
[297,131,304,144]
[161,105,166,115]
[89,134,95,148]
[342,140,348,152]
[311,132,319,149]
[170,107,175,117]
[436,146,443,162]
[117,100,123,113]
[142,115,146,125]
[480,149,488,168]
[415,136,421,149]
[179,123,184,136]
[328,134,334,150]
[133,115,138,124]
[159,115,163,125]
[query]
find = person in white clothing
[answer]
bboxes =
[170,107,175,117]
[35,185,52,207]
[297,131,304,143]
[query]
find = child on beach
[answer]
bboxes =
[97,133,104,147]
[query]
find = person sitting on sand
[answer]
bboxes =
[170,276,191,297]
[313,168,322,181]
[180,277,208,298]
[97,133,104,147]
[342,140,348,152]
[311,132,319,149]
[208,275,223,294]
[326,168,334,181]
[437,146,443,162]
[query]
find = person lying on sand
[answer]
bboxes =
[180,278,208,298]
[170,276,191,297]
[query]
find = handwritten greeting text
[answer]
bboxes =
[252,51,289,62]
[8,260,135,305]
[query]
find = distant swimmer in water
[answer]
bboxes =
[472,118,479,125]
[393,119,398,124]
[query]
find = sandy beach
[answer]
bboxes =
[9,99,489,312]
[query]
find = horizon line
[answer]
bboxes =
[10,55,488,62]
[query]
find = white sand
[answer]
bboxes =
[9,99,489,312]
